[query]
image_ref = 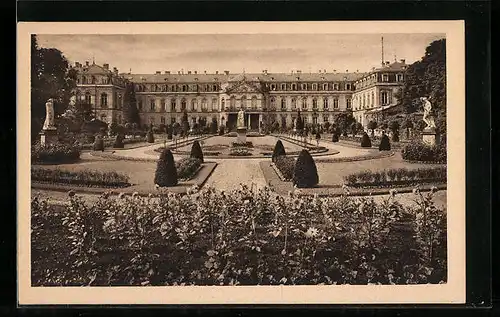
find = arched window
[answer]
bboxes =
[161,116,165,124]
[202,98,208,111]
[251,96,257,109]
[212,84,218,91]
[312,98,318,110]
[160,99,166,111]
[171,99,177,112]
[221,98,225,109]
[182,85,187,92]
[270,97,276,109]
[211,98,217,111]
[100,93,108,107]
[371,91,375,106]
[291,98,297,109]
[230,96,236,108]
[181,99,187,111]
[291,83,297,91]
[312,83,318,91]
[346,98,352,109]
[240,96,247,109]
[381,91,389,104]
[91,76,96,84]
[82,76,87,84]
[191,99,197,112]
[150,99,155,111]
[85,92,92,104]
[333,98,339,109]
[322,83,328,90]
[301,98,307,110]
[281,98,286,110]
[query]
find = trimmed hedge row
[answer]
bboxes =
[401,141,447,163]
[176,157,202,180]
[274,155,296,180]
[31,142,81,164]
[344,166,447,187]
[31,167,130,187]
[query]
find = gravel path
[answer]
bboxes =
[203,159,268,191]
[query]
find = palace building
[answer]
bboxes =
[72,59,407,131]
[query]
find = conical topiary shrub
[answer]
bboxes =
[113,133,125,148]
[147,130,155,143]
[292,149,319,188]
[331,132,339,142]
[272,140,286,162]
[154,148,178,187]
[379,133,391,151]
[93,135,104,151]
[361,132,372,148]
[190,140,204,163]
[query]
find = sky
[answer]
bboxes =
[36,33,445,74]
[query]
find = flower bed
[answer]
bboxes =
[80,137,147,151]
[31,167,130,187]
[344,167,447,187]
[31,185,446,286]
[31,142,81,164]
[231,141,254,148]
[273,156,296,181]
[401,142,446,163]
[175,157,202,180]
[229,148,252,156]
[315,151,394,163]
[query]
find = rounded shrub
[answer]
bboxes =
[360,132,372,148]
[218,126,225,136]
[93,135,104,151]
[292,149,319,188]
[147,130,155,143]
[154,148,178,187]
[31,142,81,164]
[113,133,125,148]
[272,140,286,162]
[379,133,391,151]
[331,132,339,142]
[190,140,204,163]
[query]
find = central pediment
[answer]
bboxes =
[223,75,265,94]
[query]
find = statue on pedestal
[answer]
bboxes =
[42,98,56,130]
[420,97,436,130]
[237,109,246,129]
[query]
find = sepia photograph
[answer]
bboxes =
[17,21,466,305]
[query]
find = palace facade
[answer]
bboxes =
[72,60,407,130]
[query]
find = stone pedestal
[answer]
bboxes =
[39,128,58,146]
[422,128,437,146]
[236,127,247,144]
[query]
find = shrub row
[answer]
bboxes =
[31,186,446,286]
[31,142,81,164]
[175,157,202,180]
[231,141,254,148]
[273,155,296,180]
[82,137,147,151]
[229,148,252,156]
[401,142,447,163]
[31,167,130,187]
[344,167,447,187]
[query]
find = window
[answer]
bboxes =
[85,92,92,104]
[221,98,225,109]
[160,99,166,111]
[333,98,339,109]
[202,98,208,111]
[100,93,108,107]
[301,83,307,90]
[82,76,87,84]
[333,83,339,90]
[251,96,257,109]
[281,83,286,91]
[382,74,389,82]
[291,83,297,91]
[346,98,352,109]
[161,116,165,124]
[182,85,187,92]
[118,94,122,109]
[301,98,307,110]
[150,99,155,111]
[271,84,277,91]
[181,99,187,111]
[91,76,96,84]
[230,96,236,108]
[381,91,389,104]
[396,74,403,82]
[191,99,197,111]
[323,115,329,123]
[312,98,318,110]
[212,84,218,91]
[322,83,328,91]
[240,96,247,109]
[281,98,286,110]
[371,92,375,106]
[312,83,317,90]
[211,98,217,111]
[313,116,318,125]
[171,99,177,112]
[270,97,276,109]
[363,95,366,108]
[291,98,297,109]
[346,83,351,90]
[138,100,143,110]
[171,117,176,124]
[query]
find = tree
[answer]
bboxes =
[379,132,391,151]
[210,117,218,134]
[272,140,286,162]
[113,133,125,148]
[123,82,140,125]
[389,120,401,142]
[190,141,204,163]
[323,121,331,133]
[31,35,77,143]
[154,149,178,187]
[402,117,414,139]
[292,150,319,188]
[361,132,372,148]
[367,120,378,137]
[334,113,355,136]
[396,38,446,134]
[181,111,189,136]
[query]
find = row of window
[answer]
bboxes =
[136,83,220,93]
[79,91,123,108]
[140,98,219,112]
[79,75,112,85]
[355,73,404,89]
[269,97,351,110]
[267,82,352,92]
[353,90,391,111]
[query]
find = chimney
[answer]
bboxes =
[156,71,161,74]
[85,61,89,66]
[103,63,109,70]
[400,59,406,64]
[224,70,230,75]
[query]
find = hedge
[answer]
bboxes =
[31,142,81,164]
[31,167,130,187]
[401,142,446,163]
[175,157,202,180]
[344,166,447,187]
[274,156,296,180]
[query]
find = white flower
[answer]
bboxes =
[304,227,319,238]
